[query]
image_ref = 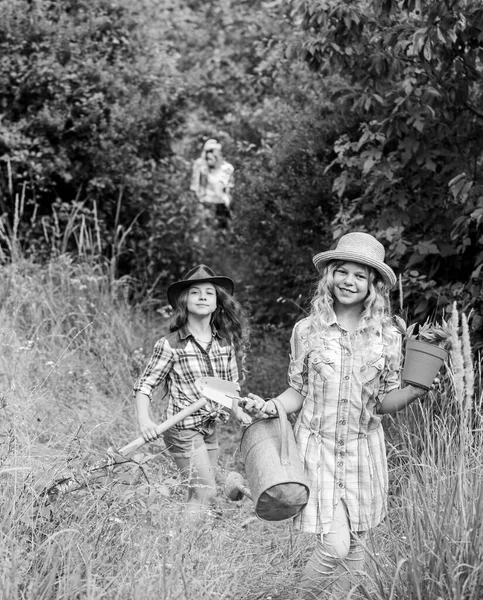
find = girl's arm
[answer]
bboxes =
[227,346,251,425]
[135,391,159,441]
[377,384,428,415]
[239,386,304,419]
[190,160,202,196]
[133,338,174,439]
[272,387,305,414]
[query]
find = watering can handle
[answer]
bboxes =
[271,398,291,466]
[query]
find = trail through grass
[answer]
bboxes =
[1,258,482,599]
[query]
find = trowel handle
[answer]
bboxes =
[260,399,277,417]
[237,395,277,417]
[119,397,208,456]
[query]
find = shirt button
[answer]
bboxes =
[339,482,344,488]
[338,461,343,467]
[342,398,348,403]
[338,440,344,446]
[339,420,346,425]
[344,376,349,380]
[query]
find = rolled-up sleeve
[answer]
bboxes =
[227,347,239,383]
[133,339,174,400]
[287,319,309,396]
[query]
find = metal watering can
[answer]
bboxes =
[196,377,310,522]
[239,398,310,521]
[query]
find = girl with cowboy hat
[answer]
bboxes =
[239,232,429,599]
[134,264,249,521]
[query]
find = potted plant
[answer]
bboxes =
[394,316,451,390]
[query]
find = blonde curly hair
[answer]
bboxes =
[306,261,400,369]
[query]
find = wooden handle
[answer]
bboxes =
[119,397,208,457]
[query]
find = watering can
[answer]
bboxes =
[240,398,309,521]
[196,378,310,522]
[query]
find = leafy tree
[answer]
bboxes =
[287,0,483,341]
[0,0,339,309]
[232,103,344,325]
[127,0,343,316]
[0,0,196,281]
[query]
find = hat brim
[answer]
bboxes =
[313,250,397,288]
[167,276,234,307]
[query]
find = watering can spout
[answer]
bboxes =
[224,471,253,502]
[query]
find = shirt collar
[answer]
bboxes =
[178,324,221,340]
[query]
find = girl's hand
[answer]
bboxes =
[238,393,276,420]
[408,384,427,399]
[231,403,253,427]
[410,376,440,400]
[139,417,159,442]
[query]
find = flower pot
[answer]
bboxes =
[402,339,449,390]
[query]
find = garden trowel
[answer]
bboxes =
[195,376,241,411]
[195,376,277,416]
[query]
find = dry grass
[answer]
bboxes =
[1,258,482,599]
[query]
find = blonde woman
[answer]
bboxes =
[190,139,235,228]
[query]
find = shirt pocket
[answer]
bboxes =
[310,351,338,382]
[360,356,385,385]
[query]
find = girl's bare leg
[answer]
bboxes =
[174,448,218,521]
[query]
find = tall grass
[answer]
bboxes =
[1,257,482,599]
[371,305,483,600]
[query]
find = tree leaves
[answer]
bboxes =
[289,0,483,332]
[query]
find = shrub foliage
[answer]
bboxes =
[0,0,482,342]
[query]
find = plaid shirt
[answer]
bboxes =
[288,316,401,534]
[133,325,238,430]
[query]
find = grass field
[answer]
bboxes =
[1,257,482,599]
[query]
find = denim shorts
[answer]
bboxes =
[162,421,219,459]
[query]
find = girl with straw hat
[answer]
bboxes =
[134,264,249,521]
[239,232,429,599]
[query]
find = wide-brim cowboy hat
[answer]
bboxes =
[312,232,397,288]
[167,264,234,307]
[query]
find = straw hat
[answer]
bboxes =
[167,264,234,307]
[312,232,397,288]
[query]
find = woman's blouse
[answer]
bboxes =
[133,325,238,429]
[288,316,401,534]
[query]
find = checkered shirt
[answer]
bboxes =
[288,317,402,534]
[133,325,238,429]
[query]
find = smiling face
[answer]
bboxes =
[186,282,217,318]
[332,261,371,309]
